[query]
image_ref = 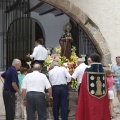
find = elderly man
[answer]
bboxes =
[26,39,48,67]
[22,63,52,120]
[76,53,111,120]
[49,61,71,120]
[72,58,88,94]
[0,59,21,120]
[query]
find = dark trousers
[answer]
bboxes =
[3,90,15,120]
[52,85,68,120]
[26,91,46,120]
[78,84,81,96]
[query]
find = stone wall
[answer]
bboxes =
[43,0,120,65]
[69,0,120,63]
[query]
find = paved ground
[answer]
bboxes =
[0,79,120,120]
[112,97,120,120]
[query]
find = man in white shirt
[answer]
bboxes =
[22,63,52,120]
[72,58,88,94]
[26,39,48,67]
[49,61,71,120]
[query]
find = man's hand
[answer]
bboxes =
[12,82,21,95]
[22,89,26,103]
[23,99,26,106]
[48,87,52,101]
[49,95,53,101]
[26,54,30,58]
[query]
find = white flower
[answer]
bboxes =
[63,63,68,67]
[26,61,32,68]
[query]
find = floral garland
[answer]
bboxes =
[44,46,78,90]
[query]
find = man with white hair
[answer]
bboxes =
[72,58,88,94]
[49,61,71,120]
[0,58,21,120]
[22,63,52,120]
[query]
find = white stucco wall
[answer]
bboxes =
[1,0,120,64]
[31,12,69,48]
[68,0,120,63]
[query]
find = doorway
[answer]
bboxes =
[6,18,44,68]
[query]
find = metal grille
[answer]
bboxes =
[71,20,98,60]
[0,0,32,69]
[78,26,98,57]
[0,1,98,70]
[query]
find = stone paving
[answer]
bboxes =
[112,92,120,120]
[0,80,120,120]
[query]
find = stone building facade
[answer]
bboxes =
[43,0,120,64]
[0,0,119,67]
[0,0,120,117]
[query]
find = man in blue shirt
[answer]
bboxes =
[0,59,21,120]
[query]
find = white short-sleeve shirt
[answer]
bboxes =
[49,66,71,86]
[30,45,48,60]
[72,63,88,84]
[22,71,51,93]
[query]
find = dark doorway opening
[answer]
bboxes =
[35,22,43,40]
[6,18,44,68]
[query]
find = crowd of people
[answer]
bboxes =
[0,37,120,120]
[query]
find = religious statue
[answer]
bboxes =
[59,23,73,59]
[95,76,102,96]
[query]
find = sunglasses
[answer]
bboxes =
[116,56,120,58]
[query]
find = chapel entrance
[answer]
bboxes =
[0,0,100,69]
[0,0,109,119]
[7,18,44,68]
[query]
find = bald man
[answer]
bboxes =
[22,63,52,120]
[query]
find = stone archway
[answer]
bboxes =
[43,0,111,66]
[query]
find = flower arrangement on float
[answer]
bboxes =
[43,46,78,90]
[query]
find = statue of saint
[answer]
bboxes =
[95,76,102,96]
[59,23,73,59]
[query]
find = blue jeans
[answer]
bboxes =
[52,85,68,120]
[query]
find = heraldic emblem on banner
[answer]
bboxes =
[87,72,107,99]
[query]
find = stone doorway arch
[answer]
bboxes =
[43,0,111,66]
